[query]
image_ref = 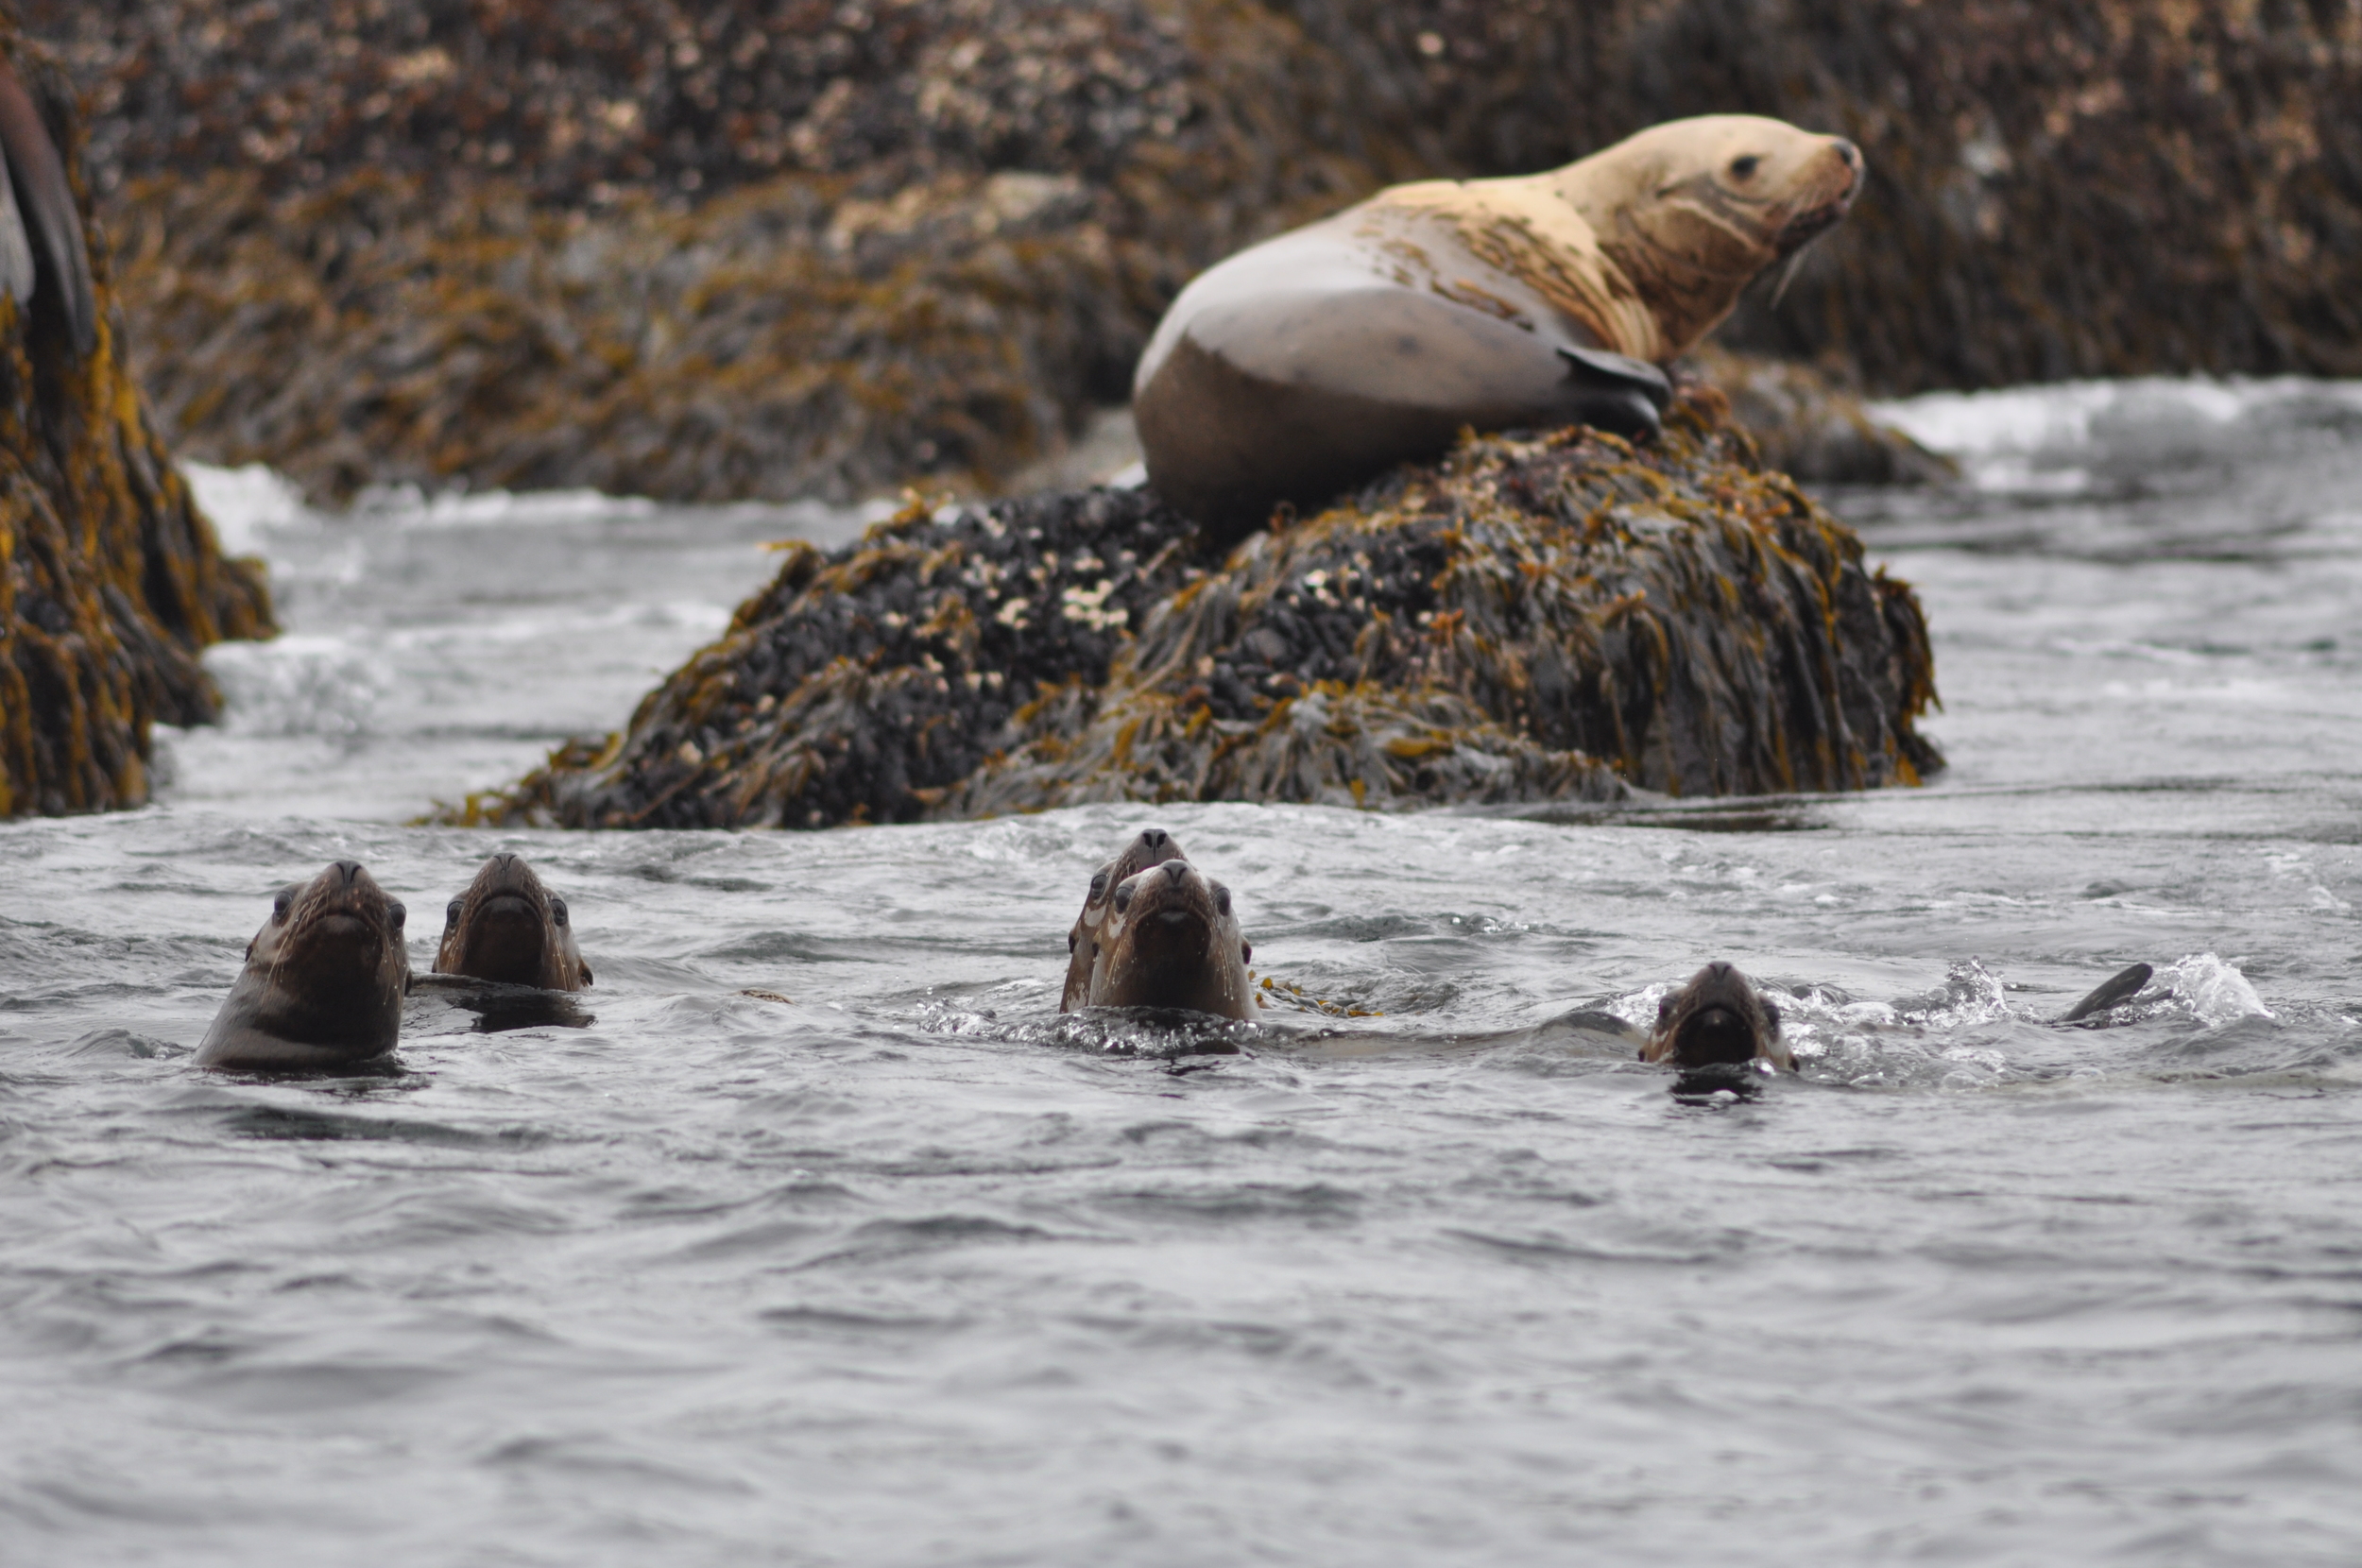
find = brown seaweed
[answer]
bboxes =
[449,392,1940,829]
[0,35,271,820]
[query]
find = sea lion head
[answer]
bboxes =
[197,861,410,1069]
[1569,114,1864,356]
[434,852,591,991]
[1087,858,1254,1020]
[1643,960,1791,1073]
[1061,827,1187,1011]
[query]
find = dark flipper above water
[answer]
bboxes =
[0,59,96,358]
[2062,962,2155,1024]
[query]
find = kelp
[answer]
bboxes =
[451,392,1939,829]
[0,36,271,820]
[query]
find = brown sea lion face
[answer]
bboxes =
[1643,961,1792,1072]
[435,853,591,992]
[1061,827,1186,1012]
[196,861,409,1069]
[1087,859,1253,1020]
[1575,114,1864,355]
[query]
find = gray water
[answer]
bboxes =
[3,383,2359,1566]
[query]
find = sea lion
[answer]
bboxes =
[194,861,410,1071]
[1134,114,1863,542]
[1082,858,1254,1019]
[433,852,591,991]
[1641,961,1792,1073]
[1061,827,1188,1011]
[2060,961,2154,1024]
[0,58,97,357]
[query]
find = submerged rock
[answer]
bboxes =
[1688,349,1955,488]
[449,394,1939,830]
[0,37,271,819]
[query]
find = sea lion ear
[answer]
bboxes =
[577,962,594,988]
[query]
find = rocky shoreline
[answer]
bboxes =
[0,34,272,820]
[27,1,2362,504]
[447,391,1939,829]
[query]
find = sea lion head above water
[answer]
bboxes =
[1642,960,1791,1073]
[194,861,409,1072]
[1061,827,1186,1012]
[434,852,591,992]
[1085,858,1254,1020]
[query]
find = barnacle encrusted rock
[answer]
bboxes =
[450,394,1939,829]
[0,36,272,820]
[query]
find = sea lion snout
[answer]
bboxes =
[1644,961,1792,1074]
[434,853,591,991]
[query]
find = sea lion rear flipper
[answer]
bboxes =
[2062,962,2155,1023]
[0,157,33,304]
[0,60,96,357]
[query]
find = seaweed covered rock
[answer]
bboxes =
[1687,349,1953,487]
[0,36,271,819]
[454,395,1938,829]
[32,1,2362,502]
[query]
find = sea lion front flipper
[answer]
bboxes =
[2062,962,2154,1024]
[1556,346,1671,437]
[0,60,96,357]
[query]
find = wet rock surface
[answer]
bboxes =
[0,35,272,820]
[31,2,2362,502]
[453,393,1939,829]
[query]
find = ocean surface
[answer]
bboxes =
[3,380,2358,1566]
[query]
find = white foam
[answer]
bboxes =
[2153,953,2275,1027]
[183,461,311,555]
[352,483,659,529]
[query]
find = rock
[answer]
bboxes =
[0,35,272,820]
[28,1,2362,505]
[445,391,1939,829]
[1687,348,1954,487]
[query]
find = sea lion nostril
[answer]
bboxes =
[1141,828,1168,846]
[334,861,363,883]
[1161,861,1188,883]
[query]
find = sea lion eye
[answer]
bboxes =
[551,897,569,927]
[1761,1000,1781,1029]
[446,898,463,924]
[1731,155,1760,179]
[1656,997,1674,1024]
[1213,885,1232,915]
[388,902,406,929]
[1069,929,1079,952]
[272,888,294,921]
[1112,884,1134,914]
[1088,872,1108,902]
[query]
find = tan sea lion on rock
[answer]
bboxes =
[1061,827,1187,1012]
[194,861,409,1071]
[1642,961,1792,1074]
[1134,114,1863,543]
[1080,859,1254,1020]
[434,853,591,992]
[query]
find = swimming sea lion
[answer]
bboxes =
[2060,961,2154,1024]
[0,58,97,357]
[434,852,591,991]
[1641,961,1791,1073]
[194,861,410,1071]
[1082,859,1254,1019]
[1061,827,1187,1011]
[1134,114,1863,542]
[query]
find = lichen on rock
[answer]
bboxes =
[0,36,272,820]
[451,392,1939,830]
